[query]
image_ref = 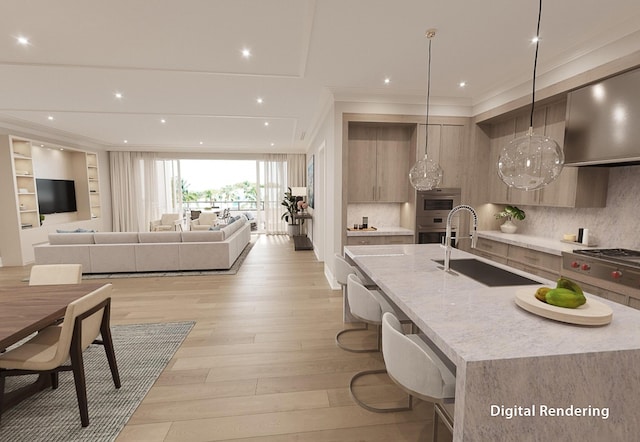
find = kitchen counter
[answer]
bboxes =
[478,230,593,256]
[344,243,640,441]
[346,226,413,237]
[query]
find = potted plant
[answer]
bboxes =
[495,205,525,233]
[281,187,300,236]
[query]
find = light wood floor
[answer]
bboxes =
[0,235,450,441]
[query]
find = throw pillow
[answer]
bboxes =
[56,228,96,233]
[228,217,237,224]
[209,225,222,231]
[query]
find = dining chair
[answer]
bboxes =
[29,264,83,285]
[382,311,456,438]
[0,284,121,427]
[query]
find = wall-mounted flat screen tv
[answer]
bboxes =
[36,178,77,214]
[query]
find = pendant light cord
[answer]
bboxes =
[424,37,432,157]
[530,0,543,128]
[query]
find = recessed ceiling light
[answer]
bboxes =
[384,78,391,85]
[270,142,275,146]
[114,92,123,99]
[264,121,269,127]
[124,140,128,143]
[459,81,467,88]
[59,148,64,151]
[47,115,54,121]
[199,141,203,145]
[40,144,44,147]
[160,119,166,124]
[242,48,251,58]
[16,36,29,46]
[531,36,539,44]
[256,97,263,104]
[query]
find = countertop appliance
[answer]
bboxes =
[562,248,640,292]
[415,188,460,245]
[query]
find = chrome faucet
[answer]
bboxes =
[444,204,478,272]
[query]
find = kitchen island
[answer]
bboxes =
[344,243,640,441]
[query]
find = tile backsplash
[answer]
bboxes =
[347,203,402,228]
[515,165,640,250]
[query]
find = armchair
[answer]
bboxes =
[150,213,181,231]
[190,211,219,230]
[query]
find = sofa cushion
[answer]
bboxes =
[94,232,140,244]
[138,232,182,243]
[220,217,245,239]
[49,233,95,245]
[181,231,224,242]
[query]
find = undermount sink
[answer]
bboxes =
[433,258,539,287]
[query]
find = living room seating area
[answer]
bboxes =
[34,217,251,273]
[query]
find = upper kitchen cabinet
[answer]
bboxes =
[484,100,609,208]
[417,123,465,188]
[348,123,412,203]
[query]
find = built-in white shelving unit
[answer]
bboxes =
[0,135,102,265]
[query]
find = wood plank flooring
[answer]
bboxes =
[0,234,451,441]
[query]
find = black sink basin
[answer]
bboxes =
[433,258,539,287]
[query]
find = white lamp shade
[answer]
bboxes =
[291,187,307,197]
[498,130,564,191]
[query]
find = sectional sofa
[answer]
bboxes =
[34,217,251,273]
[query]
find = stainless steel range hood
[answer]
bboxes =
[564,67,640,166]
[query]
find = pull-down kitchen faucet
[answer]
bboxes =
[444,204,478,272]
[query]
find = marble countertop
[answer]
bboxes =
[346,226,414,237]
[478,230,595,256]
[344,244,640,367]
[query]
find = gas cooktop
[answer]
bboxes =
[573,248,640,258]
[570,248,640,270]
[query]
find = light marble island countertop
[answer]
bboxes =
[346,226,414,237]
[344,243,640,442]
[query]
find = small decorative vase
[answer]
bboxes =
[500,219,517,234]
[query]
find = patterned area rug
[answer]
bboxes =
[82,235,256,279]
[0,321,194,441]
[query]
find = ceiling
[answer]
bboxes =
[1,0,640,153]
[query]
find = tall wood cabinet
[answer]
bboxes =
[347,123,411,203]
[484,100,609,208]
[0,135,102,265]
[417,123,466,188]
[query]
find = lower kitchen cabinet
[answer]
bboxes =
[346,235,414,246]
[473,237,561,280]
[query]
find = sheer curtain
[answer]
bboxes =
[109,151,160,232]
[287,154,307,187]
[263,154,287,234]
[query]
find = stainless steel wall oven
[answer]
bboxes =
[415,188,461,245]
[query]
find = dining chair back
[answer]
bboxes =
[29,264,82,285]
[0,284,121,427]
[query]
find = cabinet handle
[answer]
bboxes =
[373,186,376,200]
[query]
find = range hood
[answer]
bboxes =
[564,67,640,166]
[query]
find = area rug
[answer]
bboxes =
[82,235,257,279]
[0,321,194,442]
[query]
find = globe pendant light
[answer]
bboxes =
[497,0,564,191]
[409,29,443,191]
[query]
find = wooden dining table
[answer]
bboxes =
[0,282,110,413]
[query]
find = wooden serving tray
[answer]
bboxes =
[347,227,377,231]
[515,287,612,326]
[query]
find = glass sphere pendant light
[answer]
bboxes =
[409,29,443,191]
[497,0,564,191]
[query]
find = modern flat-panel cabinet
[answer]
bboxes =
[484,100,609,208]
[417,123,465,188]
[473,237,561,280]
[346,235,414,246]
[348,123,411,203]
